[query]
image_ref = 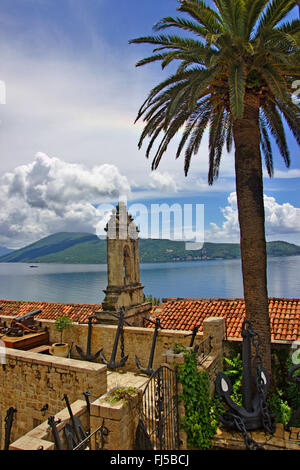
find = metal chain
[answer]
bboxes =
[247,323,276,434]
[232,414,265,451]
[120,316,125,359]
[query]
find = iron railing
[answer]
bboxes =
[136,365,180,450]
[195,335,213,364]
[73,420,109,450]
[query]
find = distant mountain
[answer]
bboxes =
[0,232,299,264]
[0,232,104,264]
[0,246,13,257]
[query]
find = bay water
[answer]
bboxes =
[0,256,299,304]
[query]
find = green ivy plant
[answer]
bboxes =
[172,343,189,355]
[223,353,243,406]
[175,350,224,449]
[267,390,291,426]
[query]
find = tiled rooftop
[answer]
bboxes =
[150,297,300,343]
[0,297,299,342]
[0,300,101,324]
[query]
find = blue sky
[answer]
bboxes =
[0,0,299,248]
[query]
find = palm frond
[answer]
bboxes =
[228,61,246,118]
[130,0,299,182]
[261,103,290,167]
[182,105,212,174]
[244,0,269,39]
[260,63,290,102]
[275,100,300,146]
[225,113,233,153]
[178,0,223,35]
[259,113,274,176]
[152,16,209,39]
[257,0,296,32]
[277,19,300,36]
[208,106,227,184]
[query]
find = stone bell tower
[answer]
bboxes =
[96,202,152,326]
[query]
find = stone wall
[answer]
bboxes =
[90,388,142,450]
[3,317,226,451]
[41,319,201,372]
[0,349,107,448]
[11,388,143,451]
[10,399,89,451]
[214,423,300,450]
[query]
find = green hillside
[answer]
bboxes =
[0,232,299,264]
[0,246,12,256]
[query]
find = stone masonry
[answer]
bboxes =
[97,202,152,326]
[90,387,142,450]
[0,349,107,448]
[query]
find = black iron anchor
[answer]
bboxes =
[99,307,129,369]
[75,316,101,361]
[184,324,201,352]
[215,319,276,449]
[48,415,63,451]
[3,407,17,451]
[63,394,87,450]
[135,317,163,376]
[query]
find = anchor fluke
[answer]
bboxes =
[75,316,101,362]
[135,354,154,376]
[75,344,101,362]
[135,317,162,376]
[99,307,129,370]
[99,349,129,369]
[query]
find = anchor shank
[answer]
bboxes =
[110,311,124,361]
[86,318,93,355]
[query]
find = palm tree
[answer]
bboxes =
[130,0,300,375]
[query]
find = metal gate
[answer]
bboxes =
[135,365,180,450]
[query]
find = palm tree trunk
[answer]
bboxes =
[233,93,272,377]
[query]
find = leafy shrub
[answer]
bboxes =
[145,294,160,306]
[267,390,291,426]
[106,387,138,404]
[54,315,73,344]
[176,350,224,449]
[223,352,243,406]
[172,343,189,354]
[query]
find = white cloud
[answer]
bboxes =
[149,171,178,193]
[207,192,300,243]
[272,169,300,179]
[0,153,130,248]
[0,40,238,193]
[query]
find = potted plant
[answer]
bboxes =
[50,315,74,358]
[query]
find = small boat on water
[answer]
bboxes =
[29,265,39,268]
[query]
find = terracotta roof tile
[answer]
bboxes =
[150,297,300,343]
[1,297,299,343]
[0,300,101,324]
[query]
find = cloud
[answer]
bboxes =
[207,192,300,243]
[271,169,300,179]
[149,171,178,193]
[0,153,130,248]
[0,38,237,194]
